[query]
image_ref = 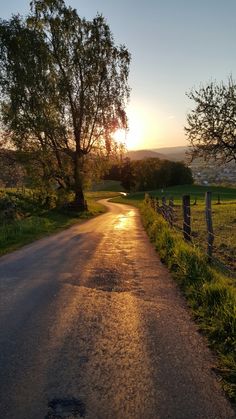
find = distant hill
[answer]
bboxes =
[126,146,189,162]
[126,149,167,161]
[152,146,189,162]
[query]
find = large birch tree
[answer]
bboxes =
[0,0,130,209]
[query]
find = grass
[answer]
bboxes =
[140,201,236,403]
[0,190,119,256]
[173,202,236,273]
[90,179,125,192]
[111,184,236,274]
[111,184,236,204]
[86,190,122,200]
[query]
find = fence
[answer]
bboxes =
[145,192,236,277]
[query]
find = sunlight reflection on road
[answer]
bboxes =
[114,210,136,230]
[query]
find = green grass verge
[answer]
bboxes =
[140,202,236,402]
[0,191,118,256]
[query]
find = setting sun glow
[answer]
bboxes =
[113,102,184,151]
[113,106,146,150]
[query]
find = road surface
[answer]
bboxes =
[0,200,235,419]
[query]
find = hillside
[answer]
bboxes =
[126,146,235,184]
[126,146,189,162]
[152,146,189,161]
[126,149,167,160]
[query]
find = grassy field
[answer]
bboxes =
[111,184,236,204]
[174,202,236,273]
[90,179,125,192]
[0,190,119,256]
[111,184,236,274]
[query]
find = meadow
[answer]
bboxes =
[112,184,236,204]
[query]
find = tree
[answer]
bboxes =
[185,77,236,163]
[0,0,130,209]
[0,150,25,187]
[169,161,193,186]
[119,158,193,192]
[120,158,136,191]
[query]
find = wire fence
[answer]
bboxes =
[145,192,236,277]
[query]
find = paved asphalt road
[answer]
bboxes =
[0,200,235,419]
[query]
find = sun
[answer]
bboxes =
[113,110,145,150]
[113,128,135,150]
[113,128,126,144]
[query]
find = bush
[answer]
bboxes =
[0,193,23,222]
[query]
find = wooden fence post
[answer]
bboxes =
[154,198,158,212]
[156,197,161,214]
[182,195,191,241]
[150,195,154,209]
[161,196,167,220]
[169,197,174,227]
[205,191,214,259]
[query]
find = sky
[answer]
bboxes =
[1,0,236,150]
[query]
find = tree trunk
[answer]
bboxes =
[73,152,87,211]
[75,184,86,209]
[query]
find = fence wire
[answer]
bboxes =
[146,194,236,277]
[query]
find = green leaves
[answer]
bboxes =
[0,0,130,202]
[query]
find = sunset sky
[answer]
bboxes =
[2,0,236,150]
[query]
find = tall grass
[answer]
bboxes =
[172,202,236,272]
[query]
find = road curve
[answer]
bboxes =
[0,199,235,419]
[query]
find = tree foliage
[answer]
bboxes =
[0,0,130,208]
[185,78,236,163]
[105,158,193,191]
[0,150,25,187]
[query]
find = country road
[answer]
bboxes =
[0,199,235,419]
